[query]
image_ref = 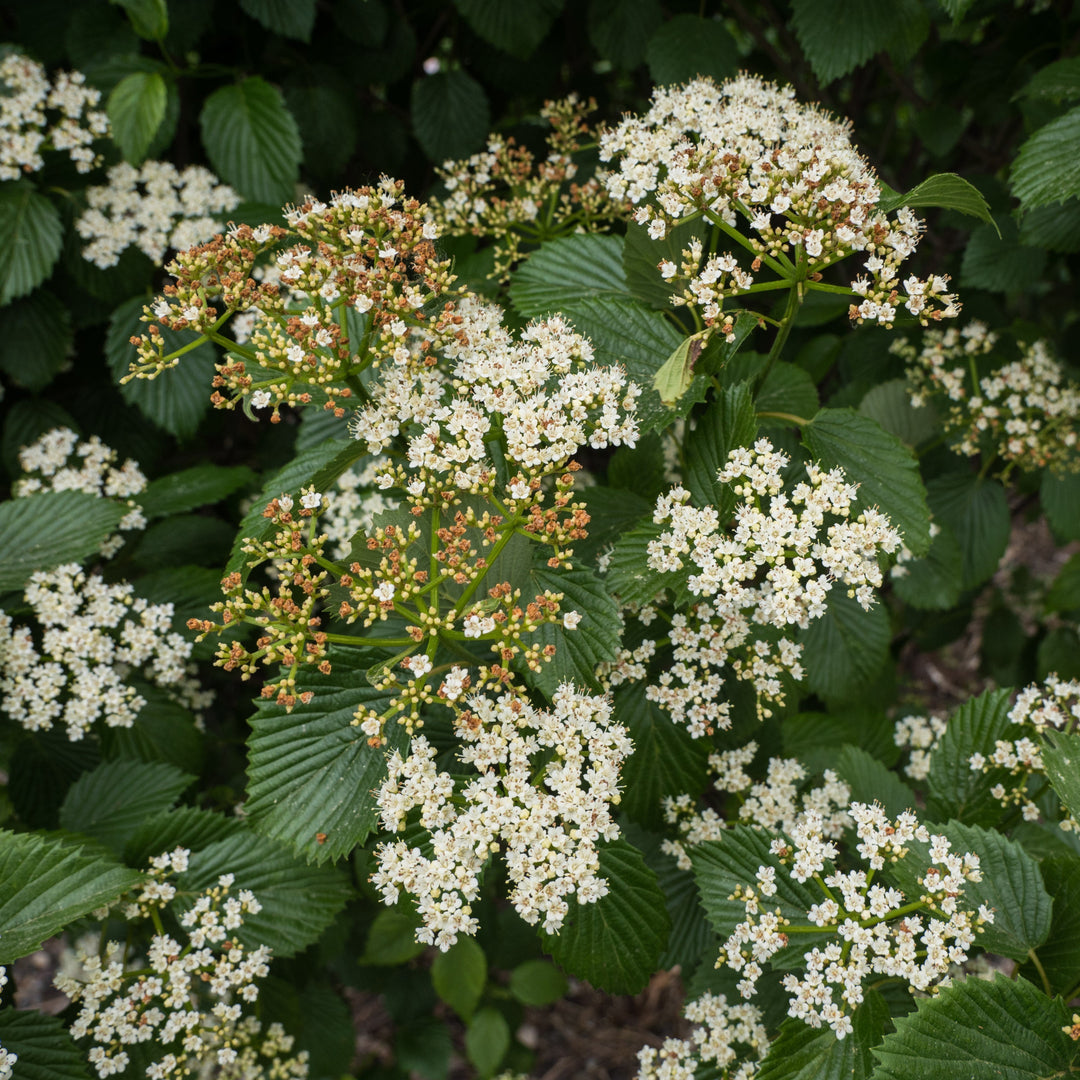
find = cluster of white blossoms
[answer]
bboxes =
[0,966,14,1080]
[599,74,959,328]
[720,804,991,1039]
[661,741,851,870]
[15,427,147,557]
[320,457,397,559]
[899,322,1080,472]
[894,712,948,781]
[635,992,768,1080]
[0,564,210,740]
[637,439,900,732]
[76,161,240,269]
[659,238,755,342]
[55,851,308,1080]
[0,52,108,179]
[372,684,631,949]
[969,675,1080,826]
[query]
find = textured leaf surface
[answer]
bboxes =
[587,0,662,69]
[411,70,490,164]
[835,745,915,818]
[872,974,1077,1080]
[0,1009,91,1079]
[1046,552,1080,614]
[927,471,1010,588]
[240,0,316,40]
[1042,470,1080,541]
[803,408,931,555]
[791,0,904,83]
[1011,104,1080,210]
[0,830,143,962]
[1042,732,1080,825]
[246,647,406,863]
[1020,57,1080,102]
[961,217,1045,292]
[432,937,486,1021]
[684,382,758,518]
[124,806,246,867]
[59,760,193,854]
[605,518,668,608]
[800,590,891,703]
[0,491,124,592]
[179,832,350,957]
[0,183,63,305]
[140,464,255,518]
[891,523,964,611]
[859,379,939,449]
[200,77,302,204]
[1019,199,1080,253]
[107,70,167,163]
[454,0,563,57]
[0,290,72,392]
[509,234,630,318]
[645,14,739,86]
[926,688,1013,826]
[540,839,670,994]
[877,173,994,227]
[1019,855,1080,995]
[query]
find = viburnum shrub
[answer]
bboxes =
[2,4,1080,1079]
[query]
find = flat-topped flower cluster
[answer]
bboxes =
[372,683,631,949]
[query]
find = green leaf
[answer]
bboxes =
[938,0,977,18]
[1042,470,1080,541]
[654,335,705,408]
[283,81,358,178]
[59,760,193,854]
[858,379,939,449]
[509,234,630,318]
[888,821,1052,961]
[0,491,125,592]
[111,0,169,39]
[1019,199,1080,253]
[622,218,709,310]
[465,1007,510,1079]
[799,589,891,703]
[7,732,98,831]
[617,683,711,829]
[508,959,567,1006]
[561,296,702,433]
[411,70,490,164]
[1046,552,1080,614]
[871,974,1078,1079]
[246,647,408,864]
[105,295,215,439]
[926,471,1009,588]
[200,77,302,205]
[432,937,487,1021]
[645,14,739,86]
[0,183,63,306]
[758,991,888,1080]
[107,71,168,163]
[1011,104,1080,210]
[453,0,563,57]
[587,0,662,68]
[756,363,820,427]
[925,688,1014,826]
[877,173,995,229]
[240,0,316,41]
[178,831,350,957]
[835,745,916,819]
[604,518,669,608]
[524,561,623,696]
[683,382,758,518]
[782,710,901,775]
[961,217,1046,292]
[540,838,670,994]
[790,0,905,84]
[0,830,143,962]
[139,464,255,518]
[0,290,71,393]
[1019,57,1080,103]
[891,523,965,611]
[0,1009,92,1080]
[1019,855,1080,996]
[803,407,931,555]
[361,907,426,965]
[1042,733,1080,826]
[124,806,246,867]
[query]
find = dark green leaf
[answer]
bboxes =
[1046,552,1080,614]
[858,379,939,449]
[645,14,739,86]
[622,218,709,310]
[509,959,567,1006]
[891,523,964,611]
[59,760,193,854]
[1042,470,1080,541]
[961,217,1046,292]
[756,363,820,427]
[112,0,168,39]
[1019,855,1080,996]
[0,290,71,393]
[246,647,408,864]
[361,907,426,965]
[454,0,563,57]
[283,82,357,177]
[684,382,758,517]
[790,0,905,84]
[0,1009,92,1080]
[509,234,630,318]
[178,831,350,957]
[107,71,168,163]
[1011,104,1080,210]
[835,745,915,818]
[7,732,98,831]
[465,1007,510,1079]
[139,464,255,518]
[926,471,1010,589]
[1019,57,1080,103]
[432,937,487,1021]
[0,491,125,592]
[877,173,995,228]
[871,974,1077,1079]
[0,183,63,306]
[200,77,302,205]
[124,806,246,867]
[240,0,316,41]
[604,518,670,608]
[1020,199,1080,253]
[587,0,662,69]
[540,839,670,994]
[782,709,901,774]
[799,589,891,703]
[1042,733,1080,826]
[411,70,490,164]
[0,830,143,962]
[803,407,931,555]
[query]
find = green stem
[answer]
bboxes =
[753,281,804,395]
[756,410,812,426]
[321,633,415,647]
[454,522,521,614]
[702,209,789,278]
[1028,947,1052,997]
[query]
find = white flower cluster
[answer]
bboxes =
[659,238,755,341]
[55,853,307,1080]
[0,52,108,179]
[599,74,959,327]
[0,564,211,741]
[642,439,900,731]
[373,684,631,949]
[969,674,1080,825]
[320,458,398,559]
[354,302,640,501]
[720,804,990,1040]
[76,161,239,269]
[635,992,768,1080]
[16,427,147,557]
[0,967,13,1080]
[900,323,1080,472]
[894,712,947,781]
[662,741,851,870]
